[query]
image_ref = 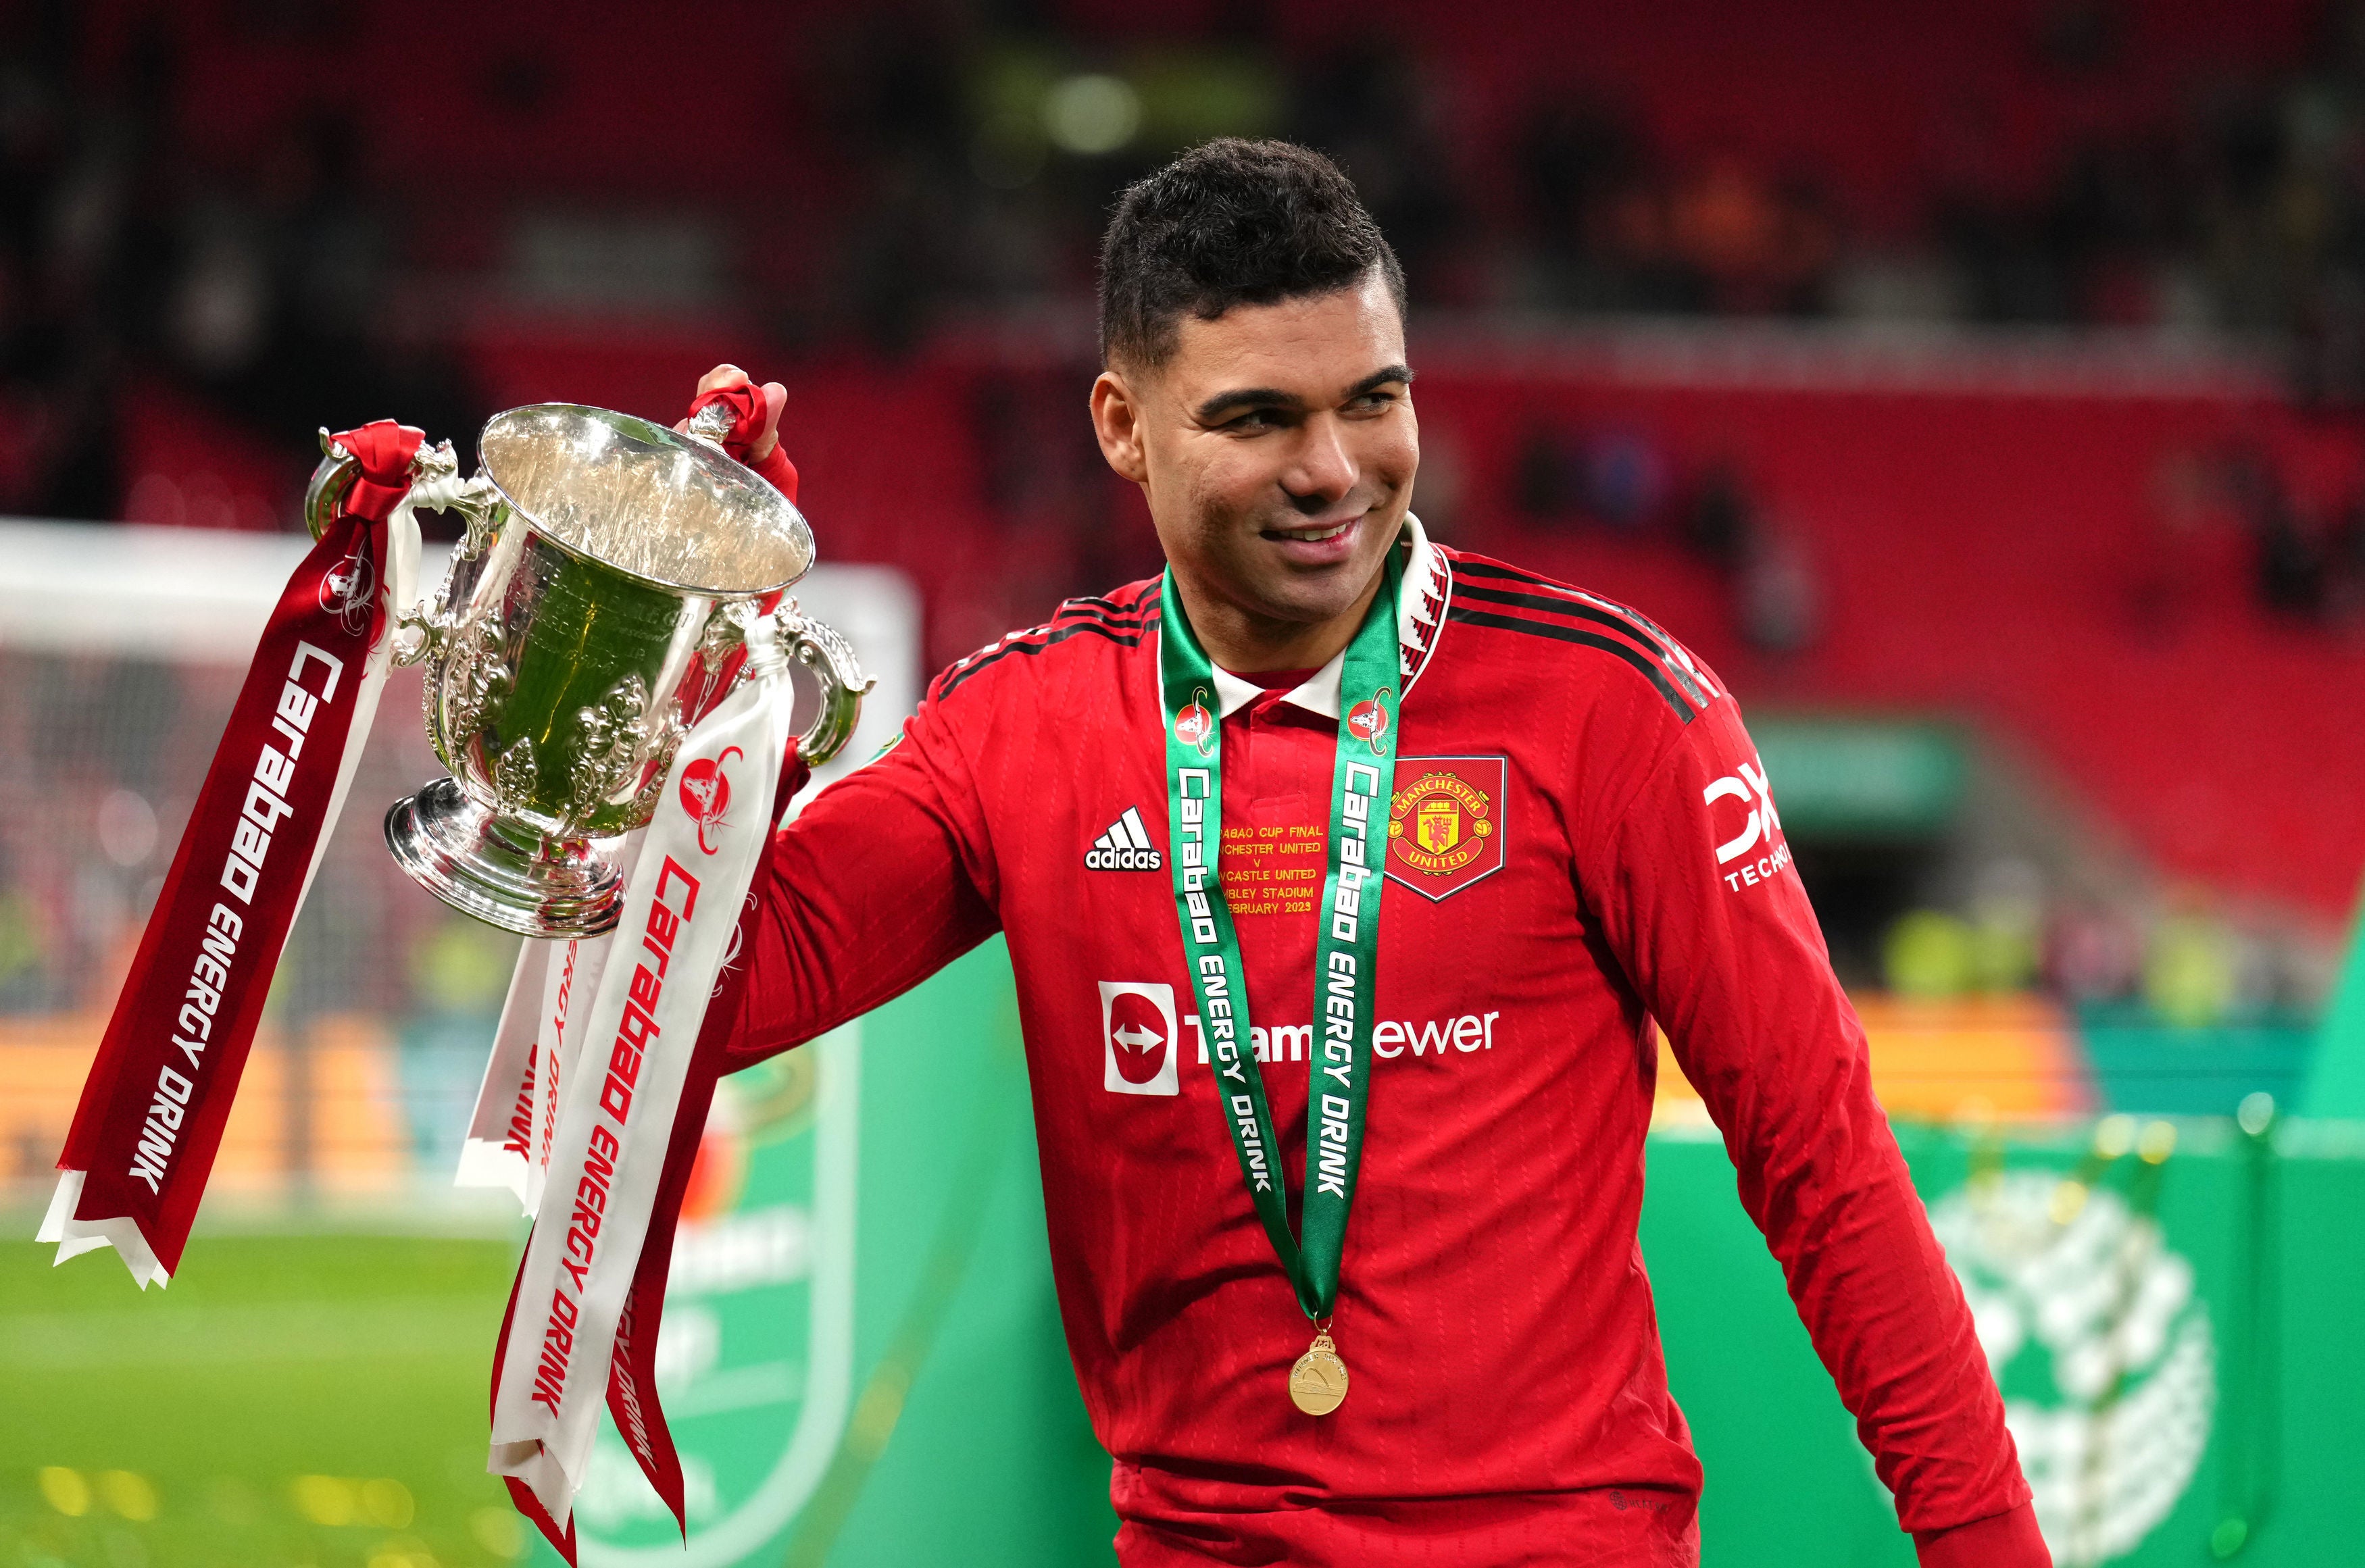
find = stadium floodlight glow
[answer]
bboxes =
[1043,74,1140,155]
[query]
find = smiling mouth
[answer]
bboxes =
[1261,517,1358,543]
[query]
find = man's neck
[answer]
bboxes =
[1170,562,1389,674]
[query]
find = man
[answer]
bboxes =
[697,139,2047,1566]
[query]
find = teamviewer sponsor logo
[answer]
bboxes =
[1085,807,1163,871]
[1100,981,1179,1095]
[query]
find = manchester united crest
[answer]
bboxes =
[1383,756,1507,900]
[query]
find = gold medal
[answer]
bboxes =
[1287,1330,1349,1416]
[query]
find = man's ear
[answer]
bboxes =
[1090,369,1151,486]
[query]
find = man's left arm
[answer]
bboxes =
[1583,694,2049,1568]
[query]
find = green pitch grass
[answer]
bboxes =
[3,1230,532,1568]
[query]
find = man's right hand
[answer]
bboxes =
[680,364,787,464]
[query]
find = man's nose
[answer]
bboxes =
[1281,416,1358,513]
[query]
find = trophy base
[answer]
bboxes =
[385,777,624,938]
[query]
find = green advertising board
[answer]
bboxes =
[1749,718,1967,840]
[544,946,2364,1568]
[2301,878,2365,1119]
[1648,1119,2365,1566]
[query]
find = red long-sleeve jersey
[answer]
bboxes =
[728,522,2043,1567]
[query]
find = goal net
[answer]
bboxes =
[0,517,918,1213]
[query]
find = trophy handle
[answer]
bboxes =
[779,611,875,767]
[306,430,503,668]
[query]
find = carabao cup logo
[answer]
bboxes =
[1346,688,1393,755]
[1930,1171,2214,1565]
[1174,688,1216,755]
[319,549,374,636]
[678,746,743,855]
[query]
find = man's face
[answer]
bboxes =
[1091,271,1417,643]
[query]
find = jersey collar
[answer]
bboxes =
[1212,653,1343,719]
[1205,513,1441,722]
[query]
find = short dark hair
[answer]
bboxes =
[1097,138,1407,370]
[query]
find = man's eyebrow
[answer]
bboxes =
[1195,386,1298,423]
[1349,365,1415,398]
[1193,365,1416,425]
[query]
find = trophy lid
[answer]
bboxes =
[475,403,815,596]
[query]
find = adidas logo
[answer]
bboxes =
[1085,807,1163,871]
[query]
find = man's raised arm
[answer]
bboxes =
[676,365,1004,1066]
[722,676,1003,1067]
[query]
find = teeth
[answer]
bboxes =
[1276,520,1353,542]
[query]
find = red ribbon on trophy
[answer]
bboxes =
[40,422,424,1284]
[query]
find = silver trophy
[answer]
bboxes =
[304,403,871,938]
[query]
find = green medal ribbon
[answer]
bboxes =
[1158,554,1401,1325]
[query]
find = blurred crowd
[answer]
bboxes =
[0,5,477,528]
[1883,884,2323,1028]
[799,0,2365,382]
[14,3,2365,523]
[0,2,2357,1060]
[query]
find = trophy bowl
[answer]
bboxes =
[305,403,868,938]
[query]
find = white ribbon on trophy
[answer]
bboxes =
[457,833,646,1215]
[484,613,795,1529]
